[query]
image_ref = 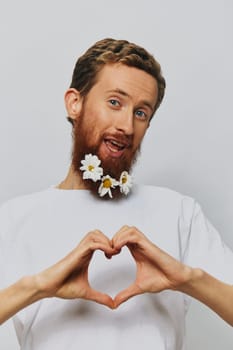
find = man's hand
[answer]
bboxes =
[0,230,119,324]
[34,230,118,309]
[2,227,233,326]
[112,225,193,308]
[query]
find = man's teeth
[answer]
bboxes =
[107,140,125,150]
[110,140,124,148]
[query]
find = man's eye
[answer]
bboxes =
[109,99,120,107]
[135,110,147,119]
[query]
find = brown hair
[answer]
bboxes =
[68,38,166,125]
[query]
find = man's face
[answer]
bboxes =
[72,63,158,195]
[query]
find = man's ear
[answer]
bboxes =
[64,88,83,123]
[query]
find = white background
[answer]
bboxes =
[0,0,232,348]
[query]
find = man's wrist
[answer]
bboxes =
[18,275,45,302]
[176,267,205,295]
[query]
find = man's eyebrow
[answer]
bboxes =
[106,88,155,112]
[106,88,130,97]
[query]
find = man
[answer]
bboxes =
[0,38,232,349]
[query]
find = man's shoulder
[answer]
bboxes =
[135,184,195,204]
[134,184,197,217]
[0,184,197,221]
[0,184,196,204]
[0,187,53,219]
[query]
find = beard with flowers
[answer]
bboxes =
[71,111,139,199]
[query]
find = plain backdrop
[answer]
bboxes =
[0,0,232,348]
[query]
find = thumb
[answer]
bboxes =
[86,287,114,309]
[114,284,141,308]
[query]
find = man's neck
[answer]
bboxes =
[56,165,86,190]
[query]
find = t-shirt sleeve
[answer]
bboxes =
[0,202,10,289]
[0,200,28,335]
[181,198,233,284]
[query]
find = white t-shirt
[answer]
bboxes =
[0,185,232,350]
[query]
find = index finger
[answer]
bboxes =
[112,226,143,251]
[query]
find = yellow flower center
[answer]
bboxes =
[122,176,127,184]
[88,165,94,171]
[103,178,112,188]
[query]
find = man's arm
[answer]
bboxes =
[1,226,232,327]
[0,276,42,325]
[179,268,233,326]
[112,225,233,326]
[0,230,116,325]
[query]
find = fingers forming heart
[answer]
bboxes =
[88,244,136,305]
[85,226,148,309]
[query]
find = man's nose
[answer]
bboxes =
[115,109,134,136]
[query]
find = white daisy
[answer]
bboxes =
[119,171,133,195]
[98,175,119,198]
[80,154,103,182]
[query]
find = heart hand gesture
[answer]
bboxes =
[34,226,192,309]
[2,226,232,327]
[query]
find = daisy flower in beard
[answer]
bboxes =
[119,171,133,195]
[98,175,119,198]
[80,154,103,182]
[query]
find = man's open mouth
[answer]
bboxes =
[104,138,128,152]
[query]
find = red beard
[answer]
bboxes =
[71,114,139,199]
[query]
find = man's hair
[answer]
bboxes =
[68,38,166,125]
